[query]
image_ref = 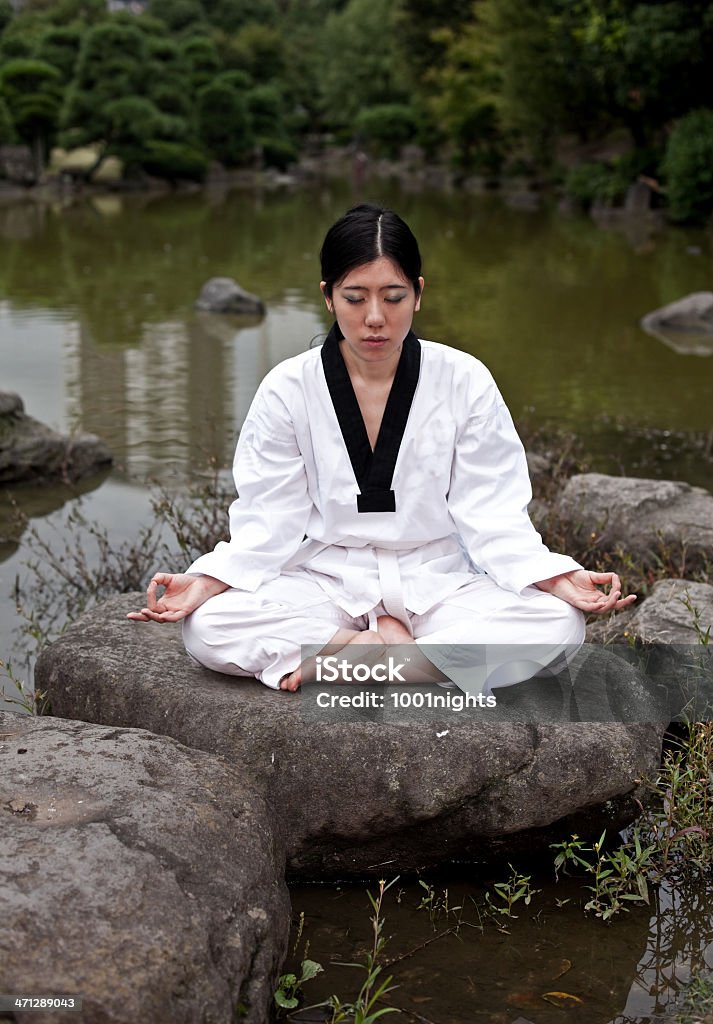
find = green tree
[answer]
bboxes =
[662,108,713,223]
[60,20,187,177]
[100,94,170,168]
[201,0,277,33]
[179,35,221,91]
[0,0,13,35]
[320,0,410,129]
[44,0,105,23]
[394,0,474,87]
[246,83,285,140]
[35,25,84,79]
[427,9,503,170]
[147,0,207,35]
[0,58,63,174]
[141,35,195,123]
[611,2,713,147]
[226,22,286,83]
[196,74,253,165]
[354,103,423,158]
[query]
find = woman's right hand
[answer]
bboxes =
[127,573,229,623]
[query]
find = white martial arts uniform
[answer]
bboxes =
[183,331,585,690]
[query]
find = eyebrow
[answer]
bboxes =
[341,284,409,291]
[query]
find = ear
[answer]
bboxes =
[320,281,333,312]
[414,276,425,312]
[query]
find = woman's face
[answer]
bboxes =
[321,257,424,371]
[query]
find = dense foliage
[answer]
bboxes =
[1,0,713,219]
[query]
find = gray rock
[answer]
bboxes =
[621,580,713,721]
[0,144,35,184]
[641,291,713,355]
[624,180,654,214]
[36,594,666,880]
[0,710,289,1024]
[586,580,713,721]
[525,450,552,487]
[0,391,23,416]
[195,277,265,316]
[625,579,713,645]
[0,391,112,485]
[557,473,713,570]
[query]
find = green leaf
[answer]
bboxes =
[274,991,298,1009]
[300,959,324,982]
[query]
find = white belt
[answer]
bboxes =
[367,547,413,636]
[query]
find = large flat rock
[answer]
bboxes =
[0,711,289,1024]
[36,595,666,879]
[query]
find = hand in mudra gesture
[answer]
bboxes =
[127,572,228,623]
[536,569,636,614]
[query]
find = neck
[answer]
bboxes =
[339,341,402,386]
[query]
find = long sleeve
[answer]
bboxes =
[447,370,582,595]
[186,385,313,591]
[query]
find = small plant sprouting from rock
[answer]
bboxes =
[0,658,48,716]
[679,591,712,646]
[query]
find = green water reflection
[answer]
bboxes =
[1,185,711,488]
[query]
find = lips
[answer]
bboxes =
[364,336,387,342]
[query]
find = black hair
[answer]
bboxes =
[320,203,422,299]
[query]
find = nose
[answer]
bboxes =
[364,297,385,326]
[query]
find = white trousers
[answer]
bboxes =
[182,572,585,692]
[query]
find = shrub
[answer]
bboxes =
[564,161,624,209]
[662,108,713,223]
[259,136,297,171]
[140,140,208,182]
[197,77,253,165]
[354,103,422,158]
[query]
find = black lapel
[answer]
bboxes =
[320,323,421,512]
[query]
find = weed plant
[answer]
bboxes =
[277,879,401,1023]
[673,968,713,1024]
[0,657,48,715]
[10,464,234,661]
[552,722,713,919]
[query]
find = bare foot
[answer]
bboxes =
[344,629,384,646]
[279,665,302,692]
[279,628,386,692]
[376,615,413,643]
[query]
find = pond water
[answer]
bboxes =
[285,870,713,1024]
[1,182,712,1020]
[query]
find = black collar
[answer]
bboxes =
[320,323,421,512]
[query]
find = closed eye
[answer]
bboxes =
[343,295,407,305]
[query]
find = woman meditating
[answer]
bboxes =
[128,204,635,693]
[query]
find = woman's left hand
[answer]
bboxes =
[535,569,637,614]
